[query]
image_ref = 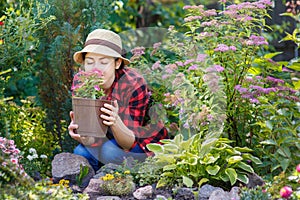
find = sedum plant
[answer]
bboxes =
[100,170,135,196]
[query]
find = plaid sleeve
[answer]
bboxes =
[122,84,169,155]
[114,68,169,154]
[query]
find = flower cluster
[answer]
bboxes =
[100,170,134,196]
[278,164,300,199]
[0,137,32,185]
[234,75,299,104]
[71,68,105,99]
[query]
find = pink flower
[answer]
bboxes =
[280,186,293,199]
[296,164,300,173]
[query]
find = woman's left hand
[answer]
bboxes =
[100,100,119,126]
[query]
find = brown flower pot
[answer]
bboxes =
[72,98,113,138]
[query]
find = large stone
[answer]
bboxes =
[246,173,265,188]
[51,152,95,188]
[133,185,153,199]
[83,178,105,199]
[198,184,223,200]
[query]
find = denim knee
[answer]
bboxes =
[74,144,101,171]
[100,140,124,165]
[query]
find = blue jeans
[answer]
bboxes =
[74,139,147,171]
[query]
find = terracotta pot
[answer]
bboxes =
[72,98,113,138]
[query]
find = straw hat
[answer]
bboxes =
[73,29,130,65]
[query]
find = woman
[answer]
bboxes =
[68,29,168,171]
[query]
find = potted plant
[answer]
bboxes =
[71,68,112,138]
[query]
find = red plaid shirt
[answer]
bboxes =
[106,67,169,155]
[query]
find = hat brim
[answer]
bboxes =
[73,44,130,65]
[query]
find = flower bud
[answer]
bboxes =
[296,164,300,173]
[280,186,293,199]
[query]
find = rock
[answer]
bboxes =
[83,178,104,196]
[51,152,95,188]
[174,187,196,200]
[208,187,240,200]
[246,173,265,188]
[198,184,223,200]
[208,188,226,200]
[94,163,120,179]
[229,186,240,200]
[154,195,169,200]
[96,196,121,200]
[133,185,153,199]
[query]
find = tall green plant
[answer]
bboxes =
[0,0,55,103]
[35,0,114,151]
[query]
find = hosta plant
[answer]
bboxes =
[147,133,262,189]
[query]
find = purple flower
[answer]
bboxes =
[184,59,195,66]
[196,54,207,62]
[266,76,284,84]
[175,61,184,66]
[203,9,217,17]
[131,46,145,56]
[183,122,190,129]
[153,42,161,49]
[184,16,202,22]
[206,65,224,73]
[188,64,198,71]
[151,61,161,70]
[214,44,230,52]
[250,98,259,104]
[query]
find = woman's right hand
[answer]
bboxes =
[68,111,81,142]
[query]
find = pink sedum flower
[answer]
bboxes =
[280,186,293,199]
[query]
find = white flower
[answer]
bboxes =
[40,154,47,159]
[27,155,33,161]
[29,148,37,155]
[32,154,38,159]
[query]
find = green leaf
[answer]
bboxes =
[206,165,220,175]
[227,156,243,165]
[237,162,254,174]
[237,173,249,184]
[264,52,283,59]
[225,148,241,155]
[163,164,177,171]
[147,143,163,153]
[174,134,183,146]
[266,120,273,130]
[234,147,253,153]
[260,139,277,145]
[157,179,167,188]
[279,159,290,172]
[276,147,291,158]
[225,168,237,185]
[198,178,209,187]
[242,154,262,165]
[199,138,218,158]
[163,144,179,153]
[200,154,220,164]
[182,175,194,188]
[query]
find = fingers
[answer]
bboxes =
[100,101,119,126]
[70,111,74,121]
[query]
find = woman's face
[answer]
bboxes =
[84,52,121,90]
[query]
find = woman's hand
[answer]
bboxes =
[100,100,119,126]
[68,111,81,142]
[68,111,95,145]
